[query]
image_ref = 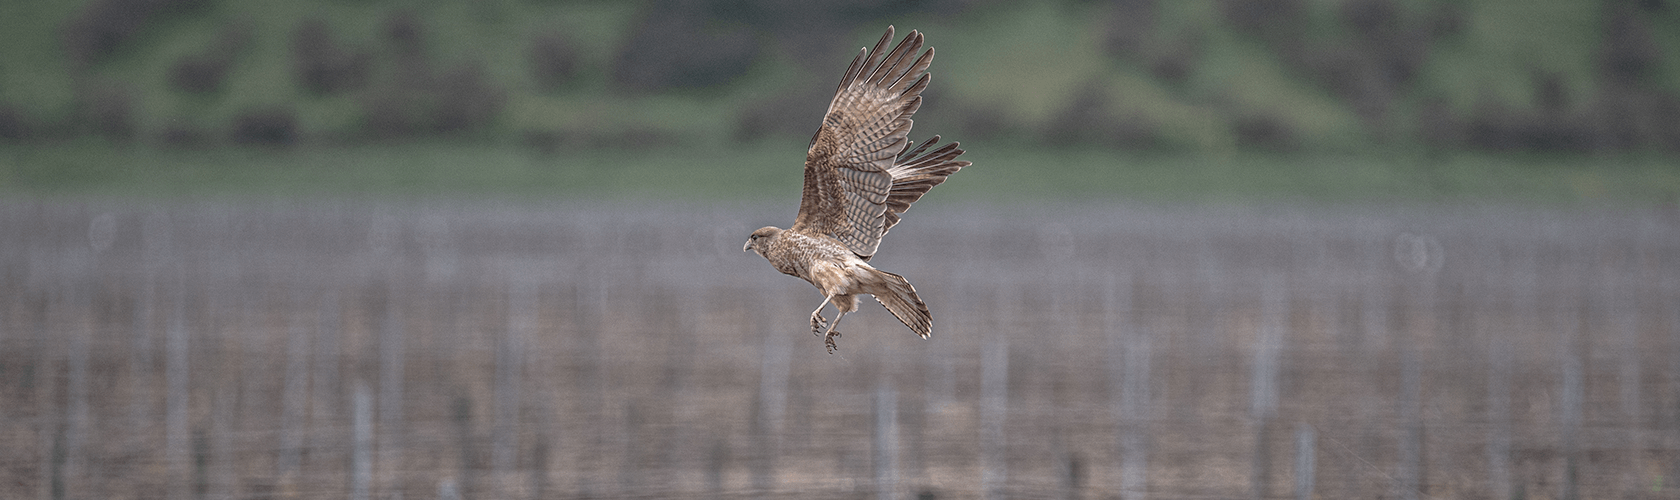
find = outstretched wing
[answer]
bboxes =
[792,26,933,258]
[880,135,969,241]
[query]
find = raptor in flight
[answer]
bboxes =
[743,26,971,353]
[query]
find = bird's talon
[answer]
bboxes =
[824,330,841,354]
[810,314,828,336]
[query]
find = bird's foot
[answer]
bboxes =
[824,330,842,354]
[810,312,828,337]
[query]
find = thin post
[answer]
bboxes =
[377,279,406,492]
[1558,300,1582,500]
[493,278,536,487]
[351,381,373,500]
[1669,275,1680,500]
[278,305,312,482]
[165,285,190,500]
[1108,271,1148,500]
[209,380,235,499]
[1294,423,1316,500]
[310,292,342,461]
[1250,275,1285,500]
[1485,322,1513,500]
[1614,282,1641,495]
[980,291,1010,500]
[754,289,791,493]
[33,287,62,500]
[1393,232,1440,500]
[874,383,900,500]
[1396,344,1421,500]
[63,290,89,494]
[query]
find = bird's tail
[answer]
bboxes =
[869,268,932,339]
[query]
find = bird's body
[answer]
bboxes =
[744,26,970,353]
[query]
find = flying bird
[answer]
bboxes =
[743,26,971,354]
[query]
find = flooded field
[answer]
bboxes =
[2,199,1677,499]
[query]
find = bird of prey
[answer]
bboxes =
[743,26,971,354]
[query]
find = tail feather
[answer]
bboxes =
[870,269,932,339]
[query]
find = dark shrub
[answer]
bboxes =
[1102,0,1158,60]
[1340,0,1400,36]
[384,9,426,57]
[613,4,761,92]
[1149,35,1202,86]
[1042,84,1111,146]
[230,106,299,146]
[433,62,505,134]
[359,61,505,139]
[293,17,371,95]
[361,93,429,139]
[1427,2,1467,39]
[1654,93,1680,152]
[62,0,206,65]
[169,23,251,94]
[1220,0,1307,46]
[1414,96,1458,151]
[1589,86,1680,152]
[157,121,210,148]
[1285,45,1394,126]
[169,53,230,94]
[732,105,784,143]
[0,105,31,141]
[76,85,136,141]
[1232,113,1297,151]
[63,0,149,65]
[1599,6,1660,85]
[521,129,566,156]
[1042,82,1166,150]
[1533,69,1570,114]
[1339,0,1429,84]
[733,86,827,143]
[954,101,1009,143]
[587,128,677,149]
[530,33,581,91]
[1463,97,1519,151]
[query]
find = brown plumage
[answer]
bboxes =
[743,26,971,354]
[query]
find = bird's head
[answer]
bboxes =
[743,226,782,257]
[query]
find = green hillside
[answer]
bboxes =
[0,0,1677,201]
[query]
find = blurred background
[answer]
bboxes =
[2,0,1679,498]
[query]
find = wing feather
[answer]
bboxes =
[792,27,968,259]
[880,136,970,238]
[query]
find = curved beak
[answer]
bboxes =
[742,239,753,252]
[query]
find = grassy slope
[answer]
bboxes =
[1,0,1676,204]
[5,141,1675,207]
